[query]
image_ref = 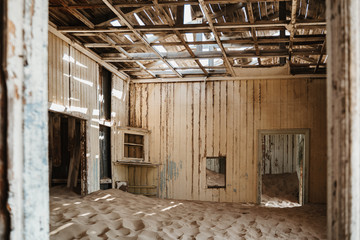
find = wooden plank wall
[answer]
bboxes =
[127,166,158,197]
[261,134,303,175]
[48,32,128,193]
[111,74,129,185]
[130,79,327,203]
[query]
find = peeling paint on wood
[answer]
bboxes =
[326,0,360,239]
[130,79,327,203]
[4,0,49,239]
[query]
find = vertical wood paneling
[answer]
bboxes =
[48,32,70,107]
[130,78,327,203]
[48,33,128,194]
[261,134,303,175]
[111,75,129,187]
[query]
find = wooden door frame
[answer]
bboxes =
[0,0,9,237]
[48,112,88,195]
[257,128,310,205]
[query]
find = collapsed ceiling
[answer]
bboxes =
[49,0,326,80]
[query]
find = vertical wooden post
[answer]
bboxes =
[327,0,360,239]
[4,0,49,239]
[0,0,10,238]
[80,120,87,196]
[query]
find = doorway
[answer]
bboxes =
[99,125,112,190]
[257,129,309,206]
[48,112,87,195]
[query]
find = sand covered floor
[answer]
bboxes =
[50,187,326,240]
[262,173,301,208]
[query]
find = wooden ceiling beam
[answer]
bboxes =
[101,48,325,61]
[314,39,326,73]
[279,1,286,64]
[153,2,208,75]
[246,3,261,65]
[83,35,326,48]
[58,19,325,33]
[95,7,147,27]
[288,0,298,61]
[49,0,292,9]
[122,66,227,71]
[57,0,95,28]
[98,33,156,78]
[101,0,183,78]
[198,0,235,76]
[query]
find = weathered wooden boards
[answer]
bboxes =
[130,78,326,203]
[261,134,303,175]
[326,0,360,239]
[0,0,9,236]
[48,33,129,193]
[4,0,49,238]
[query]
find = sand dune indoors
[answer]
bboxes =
[50,187,326,240]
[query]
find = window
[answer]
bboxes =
[124,133,144,159]
[117,127,149,162]
[206,157,226,188]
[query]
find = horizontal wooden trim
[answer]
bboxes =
[124,143,144,146]
[114,161,160,166]
[57,20,325,33]
[118,158,144,162]
[101,48,325,62]
[49,0,291,9]
[131,74,327,83]
[117,126,150,133]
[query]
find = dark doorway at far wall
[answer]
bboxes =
[48,112,87,195]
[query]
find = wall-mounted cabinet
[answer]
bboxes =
[113,126,159,197]
[117,126,150,162]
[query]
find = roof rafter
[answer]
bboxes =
[198,0,235,76]
[57,20,326,33]
[101,0,183,78]
[246,2,261,65]
[97,33,156,78]
[57,0,94,28]
[288,0,298,60]
[49,0,292,9]
[152,2,208,75]
[314,39,326,73]
[101,48,325,62]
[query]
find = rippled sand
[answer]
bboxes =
[50,187,326,240]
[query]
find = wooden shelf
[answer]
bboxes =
[117,126,150,134]
[124,142,144,146]
[114,161,160,167]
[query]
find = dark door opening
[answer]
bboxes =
[99,125,112,190]
[49,112,86,195]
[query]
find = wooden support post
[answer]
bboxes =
[327,0,360,239]
[67,118,76,188]
[4,0,49,238]
[0,1,9,238]
[80,120,87,195]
